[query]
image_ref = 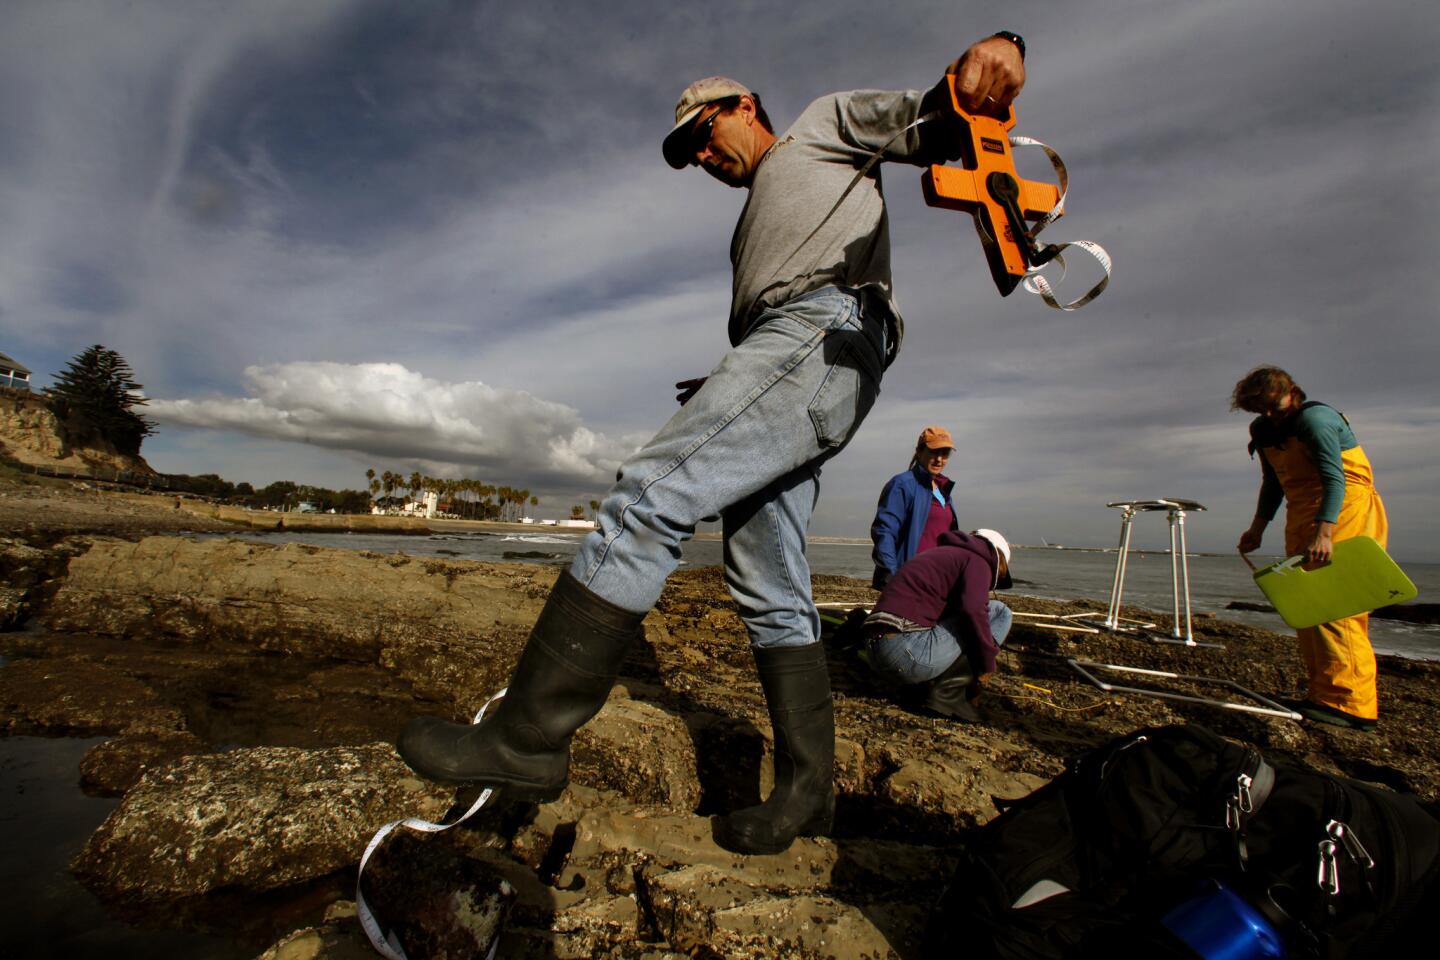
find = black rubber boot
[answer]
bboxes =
[714,643,835,855]
[1285,698,1377,731]
[918,653,981,722]
[396,570,642,801]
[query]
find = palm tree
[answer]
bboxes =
[588,499,600,521]
[463,478,478,519]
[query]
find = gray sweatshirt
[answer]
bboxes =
[728,86,954,359]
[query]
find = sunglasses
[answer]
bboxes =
[688,97,739,157]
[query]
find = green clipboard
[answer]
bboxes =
[1244,535,1417,629]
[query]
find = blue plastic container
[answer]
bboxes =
[1161,880,1287,960]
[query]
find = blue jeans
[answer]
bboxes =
[570,286,887,648]
[869,601,1014,684]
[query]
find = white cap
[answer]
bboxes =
[972,529,1012,589]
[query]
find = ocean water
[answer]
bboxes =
[0,736,251,959]
[208,530,1439,661]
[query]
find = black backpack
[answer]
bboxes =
[924,724,1440,959]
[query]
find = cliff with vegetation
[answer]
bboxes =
[0,387,156,479]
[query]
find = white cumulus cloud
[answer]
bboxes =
[148,361,640,484]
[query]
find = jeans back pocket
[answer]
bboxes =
[807,328,883,449]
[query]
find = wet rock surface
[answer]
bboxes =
[359,831,514,960]
[1,524,1438,957]
[0,533,86,631]
[72,743,455,900]
[256,904,380,960]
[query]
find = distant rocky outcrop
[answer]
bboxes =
[0,388,156,478]
[1373,603,1440,625]
[175,499,432,534]
[1225,599,1440,625]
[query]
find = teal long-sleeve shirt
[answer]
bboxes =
[1250,403,1358,524]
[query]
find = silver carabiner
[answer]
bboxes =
[1327,819,1375,870]
[1236,773,1255,814]
[1318,839,1340,895]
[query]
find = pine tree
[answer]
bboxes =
[46,345,155,455]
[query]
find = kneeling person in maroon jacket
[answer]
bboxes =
[863,529,1013,722]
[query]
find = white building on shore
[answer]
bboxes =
[372,491,439,519]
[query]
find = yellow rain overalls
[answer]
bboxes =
[1261,436,1387,719]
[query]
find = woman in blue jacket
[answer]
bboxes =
[870,425,960,588]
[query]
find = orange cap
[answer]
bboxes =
[917,426,954,449]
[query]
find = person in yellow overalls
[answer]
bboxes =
[1232,366,1387,729]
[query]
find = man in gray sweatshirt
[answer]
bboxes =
[399,32,1027,856]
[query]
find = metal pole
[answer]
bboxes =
[1169,510,1181,637]
[1104,506,1135,629]
[1169,508,1195,643]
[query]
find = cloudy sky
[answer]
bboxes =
[4,1,1437,560]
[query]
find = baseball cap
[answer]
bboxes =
[973,528,1014,590]
[917,425,955,450]
[663,76,752,169]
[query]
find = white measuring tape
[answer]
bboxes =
[1007,134,1112,311]
[357,689,509,960]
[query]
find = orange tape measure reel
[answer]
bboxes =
[920,75,1064,296]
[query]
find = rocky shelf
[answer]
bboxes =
[2,489,1437,957]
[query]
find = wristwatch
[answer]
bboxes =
[992,30,1026,61]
